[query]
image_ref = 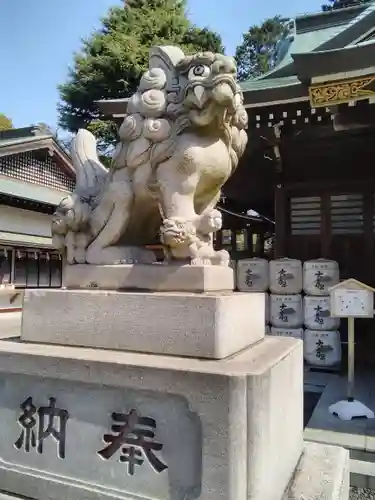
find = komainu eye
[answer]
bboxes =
[188,64,211,79]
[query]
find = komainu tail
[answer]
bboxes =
[52,129,109,250]
[71,129,108,203]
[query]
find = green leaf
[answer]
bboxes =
[235,16,286,81]
[0,113,13,131]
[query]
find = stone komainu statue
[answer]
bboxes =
[52,46,248,266]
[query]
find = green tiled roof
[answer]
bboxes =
[0,125,53,145]
[0,134,52,148]
[239,1,375,105]
[0,125,73,174]
[269,25,341,74]
[240,1,375,85]
[240,75,301,92]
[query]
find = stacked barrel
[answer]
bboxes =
[236,257,304,339]
[236,257,343,370]
[236,258,270,330]
[303,259,341,369]
[269,258,304,340]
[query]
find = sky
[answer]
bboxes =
[0,0,324,131]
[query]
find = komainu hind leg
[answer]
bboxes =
[85,169,155,264]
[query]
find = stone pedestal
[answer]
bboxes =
[0,336,303,500]
[0,334,349,500]
[2,263,349,500]
[63,263,235,292]
[21,289,265,359]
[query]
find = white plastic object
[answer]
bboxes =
[329,400,375,420]
[304,296,340,331]
[270,327,303,339]
[237,258,269,292]
[269,258,302,295]
[304,329,341,367]
[270,294,303,328]
[303,259,339,296]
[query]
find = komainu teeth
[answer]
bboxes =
[193,85,206,108]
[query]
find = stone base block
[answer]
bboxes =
[284,442,349,500]
[0,335,303,500]
[21,289,265,359]
[63,263,234,292]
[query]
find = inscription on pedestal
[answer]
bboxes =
[97,409,168,476]
[14,397,69,458]
[0,375,202,500]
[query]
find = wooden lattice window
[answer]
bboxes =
[290,196,321,235]
[0,151,75,192]
[330,194,363,234]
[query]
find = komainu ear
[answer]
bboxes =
[148,46,185,92]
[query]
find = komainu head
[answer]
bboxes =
[175,51,248,131]
[115,46,248,172]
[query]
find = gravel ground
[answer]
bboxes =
[351,487,375,499]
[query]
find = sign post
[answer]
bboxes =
[329,278,375,420]
[347,316,355,402]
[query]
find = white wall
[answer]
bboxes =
[0,205,60,300]
[0,205,52,238]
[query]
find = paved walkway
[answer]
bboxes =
[0,311,21,338]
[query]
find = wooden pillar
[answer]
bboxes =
[320,192,331,258]
[215,229,223,251]
[363,190,374,283]
[257,232,265,256]
[231,230,237,253]
[246,228,254,257]
[275,184,287,258]
[273,125,287,259]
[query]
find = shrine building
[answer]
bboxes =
[97,2,375,370]
[35,3,375,482]
[0,125,75,297]
[231,2,375,369]
[97,3,375,278]
[227,1,375,282]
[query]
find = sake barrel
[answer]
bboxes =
[304,330,341,368]
[304,296,340,331]
[237,258,269,292]
[269,258,302,294]
[270,294,303,328]
[270,327,304,339]
[303,259,339,296]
